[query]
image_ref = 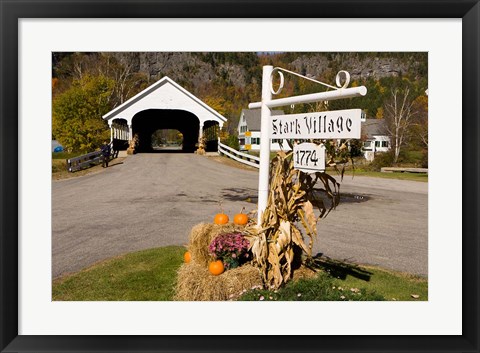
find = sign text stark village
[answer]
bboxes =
[270,109,362,139]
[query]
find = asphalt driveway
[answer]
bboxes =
[52,153,427,278]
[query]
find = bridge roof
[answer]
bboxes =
[102,76,227,123]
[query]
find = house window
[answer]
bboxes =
[364,141,372,148]
[251,137,260,145]
[382,141,389,148]
[239,139,245,145]
[361,111,367,122]
[375,141,381,147]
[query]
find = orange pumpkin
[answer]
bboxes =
[209,260,225,276]
[214,213,229,225]
[233,212,248,226]
[184,251,191,263]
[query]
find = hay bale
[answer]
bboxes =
[175,262,263,301]
[175,222,263,301]
[292,265,318,281]
[187,223,242,267]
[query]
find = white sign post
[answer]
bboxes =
[257,66,273,226]
[249,66,367,225]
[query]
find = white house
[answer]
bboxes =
[361,119,391,161]
[237,109,291,151]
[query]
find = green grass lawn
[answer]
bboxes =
[238,272,386,301]
[341,169,428,182]
[52,154,125,180]
[333,266,427,301]
[239,256,427,301]
[324,164,428,182]
[52,246,427,301]
[52,152,83,160]
[52,152,83,179]
[52,158,101,180]
[224,154,428,182]
[52,159,68,173]
[53,246,185,301]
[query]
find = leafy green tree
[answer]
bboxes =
[224,134,240,150]
[52,75,115,153]
[219,121,240,150]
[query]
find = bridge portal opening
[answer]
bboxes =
[132,109,200,153]
[202,120,220,152]
[111,118,130,152]
[151,129,183,151]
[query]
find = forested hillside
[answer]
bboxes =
[52,51,428,163]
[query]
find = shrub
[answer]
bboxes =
[397,149,425,165]
[365,151,395,171]
[420,151,428,168]
[349,139,364,158]
[222,134,240,150]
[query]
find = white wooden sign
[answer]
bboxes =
[293,143,325,173]
[250,65,367,224]
[270,108,362,139]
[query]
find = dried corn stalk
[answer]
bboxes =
[245,150,339,289]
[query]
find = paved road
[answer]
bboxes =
[52,153,428,279]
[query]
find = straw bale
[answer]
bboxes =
[187,222,244,267]
[175,222,263,301]
[291,265,318,281]
[175,262,263,301]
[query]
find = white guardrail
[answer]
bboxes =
[218,141,260,169]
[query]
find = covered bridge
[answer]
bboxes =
[102,76,227,153]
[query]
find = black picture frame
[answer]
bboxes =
[1,1,479,352]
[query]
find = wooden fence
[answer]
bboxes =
[67,151,105,172]
[217,141,260,168]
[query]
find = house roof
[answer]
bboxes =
[362,119,388,138]
[102,76,227,122]
[241,109,284,131]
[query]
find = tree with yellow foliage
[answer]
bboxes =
[53,75,114,153]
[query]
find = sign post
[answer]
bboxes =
[250,67,367,225]
[257,65,273,225]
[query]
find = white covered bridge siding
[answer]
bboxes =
[103,76,226,153]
